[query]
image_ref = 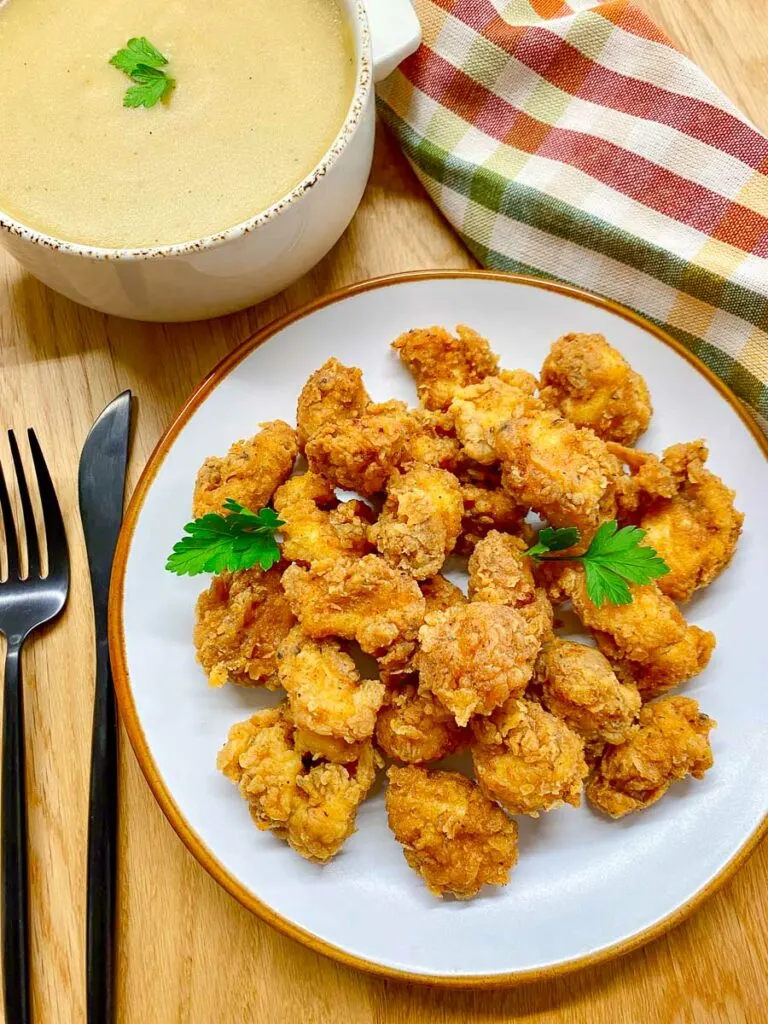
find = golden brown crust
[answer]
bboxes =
[385,765,518,898]
[392,325,499,411]
[369,465,464,580]
[305,400,418,496]
[449,376,540,465]
[217,703,377,861]
[539,332,652,445]
[375,684,467,764]
[455,482,528,555]
[193,420,298,518]
[471,698,588,816]
[611,626,716,701]
[586,696,715,817]
[194,566,296,688]
[417,603,540,726]
[281,554,426,657]
[534,639,641,744]
[495,410,622,536]
[277,627,384,744]
[274,472,374,566]
[296,358,370,450]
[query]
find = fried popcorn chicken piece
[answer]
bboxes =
[401,408,464,472]
[293,727,367,765]
[471,698,588,816]
[194,566,296,688]
[534,639,640,744]
[563,568,687,664]
[450,376,540,464]
[612,626,716,701]
[417,603,540,726]
[468,531,553,644]
[392,325,499,411]
[217,703,377,861]
[193,420,298,517]
[586,696,715,818]
[369,465,464,580]
[631,441,743,603]
[274,472,374,565]
[539,333,652,445]
[420,573,467,613]
[277,627,384,744]
[375,684,468,763]
[385,766,518,898]
[455,482,529,555]
[305,400,418,496]
[296,358,371,450]
[495,410,622,536]
[281,554,426,658]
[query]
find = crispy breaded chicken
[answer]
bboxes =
[281,554,426,658]
[277,627,384,744]
[193,420,298,518]
[495,410,622,536]
[630,441,743,603]
[296,358,371,450]
[455,482,529,555]
[217,703,377,861]
[417,603,540,726]
[586,696,715,817]
[274,472,373,565]
[562,568,715,699]
[467,531,553,643]
[401,408,464,472]
[305,400,418,496]
[194,566,296,688]
[612,626,716,701]
[385,766,518,898]
[420,573,467,613]
[375,684,467,764]
[539,333,652,445]
[534,639,640,744]
[369,465,464,579]
[392,325,499,411]
[471,698,588,816]
[450,375,539,464]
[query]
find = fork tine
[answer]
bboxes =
[27,430,68,583]
[0,458,20,579]
[8,431,40,579]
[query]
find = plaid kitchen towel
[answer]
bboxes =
[376,0,768,430]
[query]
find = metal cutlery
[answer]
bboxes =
[0,430,69,1024]
[79,392,132,1024]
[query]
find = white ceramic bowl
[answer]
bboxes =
[110,272,768,985]
[0,0,420,322]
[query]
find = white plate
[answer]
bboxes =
[110,272,768,985]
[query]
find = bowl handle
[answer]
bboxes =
[365,0,422,82]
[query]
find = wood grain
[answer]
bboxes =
[0,2,766,1021]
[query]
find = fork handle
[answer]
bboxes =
[1,642,30,1024]
[86,634,118,1024]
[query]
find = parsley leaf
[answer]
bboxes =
[123,65,175,109]
[109,37,169,75]
[525,519,669,608]
[109,38,174,109]
[525,526,580,559]
[165,500,284,577]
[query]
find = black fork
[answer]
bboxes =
[0,431,69,1024]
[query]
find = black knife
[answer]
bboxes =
[78,391,132,1024]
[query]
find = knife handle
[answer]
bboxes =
[86,634,118,1024]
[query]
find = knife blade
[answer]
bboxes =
[78,390,132,1024]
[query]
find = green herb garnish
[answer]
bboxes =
[525,520,669,608]
[165,499,284,576]
[109,37,175,109]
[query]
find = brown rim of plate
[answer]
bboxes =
[108,269,768,988]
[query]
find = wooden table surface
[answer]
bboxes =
[1,2,766,1021]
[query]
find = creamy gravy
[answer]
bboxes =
[0,0,355,247]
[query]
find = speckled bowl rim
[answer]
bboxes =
[0,0,372,261]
